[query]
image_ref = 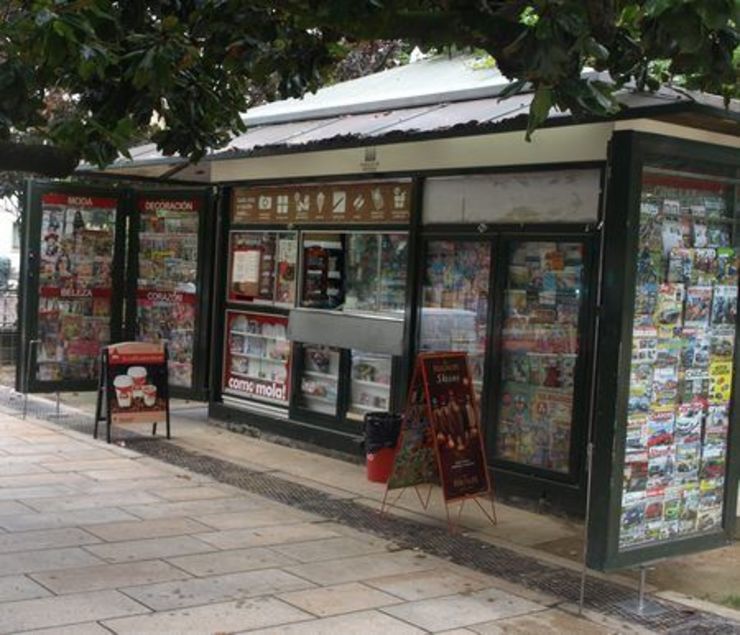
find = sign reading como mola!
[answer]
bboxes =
[106,342,169,424]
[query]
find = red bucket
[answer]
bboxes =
[366,447,395,483]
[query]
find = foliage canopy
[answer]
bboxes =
[0,1,737,177]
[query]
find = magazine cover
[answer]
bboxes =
[631,328,658,364]
[692,222,708,248]
[651,364,679,409]
[674,442,701,482]
[692,248,716,284]
[647,411,675,448]
[655,283,685,332]
[634,284,659,324]
[667,248,693,284]
[709,332,735,361]
[626,414,648,451]
[708,360,732,404]
[711,285,737,326]
[647,445,674,488]
[684,286,712,328]
[661,219,684,256]
[675,403,703,443]
[679,368,710,405]
[716,247,738,283]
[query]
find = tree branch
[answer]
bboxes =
[0,141,79,178]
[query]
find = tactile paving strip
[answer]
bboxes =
[2,388,738,634]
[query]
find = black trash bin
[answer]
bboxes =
[364,412,401,482]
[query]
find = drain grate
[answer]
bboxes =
[2,388,738,634]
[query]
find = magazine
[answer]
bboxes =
[667,248,693,284]
[711,285,737,326]
[709,360,732,404]
[692,248,716,284]
[654,283,684,332]
[684,286,712,328]
[715,247,737,283]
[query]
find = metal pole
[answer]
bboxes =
[22,340,39,420]
[578,441,595,615]
[637,566,647,615]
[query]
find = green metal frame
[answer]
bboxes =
[587,131,740,571]
[17,181,128,393]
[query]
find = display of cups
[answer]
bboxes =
[142,384,157,407]
[113,375,134,409]
[127,366,147,398]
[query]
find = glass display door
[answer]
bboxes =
[130,191,214,400]
[494,240,588,476]
[19,183,126,392]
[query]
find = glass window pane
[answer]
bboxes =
[349,351,392,418]
[345,234,379,311]
[136,199,200,387]
[419,240,491,395]
[301,234,344,309]
[36,194,117,382]
[228,231,297,306]
[379,234,408,312]
[618,168,738,551]
[495,241,585,474]
[298,344,340,415]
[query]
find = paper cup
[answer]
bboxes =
[113,375,134,408]
[127,366,147,398]
[142,384,157,407]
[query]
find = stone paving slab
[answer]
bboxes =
[84,535,216,564]
[0,576,51,603]
[193,506,322,530]
[167,546,298,577]
[150,485,233,502]
[82,517,213,542]
[0,508,140,532]
[0,502,34,517]
[278,581,403,617]
[121,496,267,519]
[39,458,136,473]
[195,522,342,550]
[102,597,312,634]
[0,485,79,502]
[0,527,100,554]
[271,535,392,563]
[0,547,103,576]
[0,590,148,633]
[285,550,441,586]
[468,608,615,634]
[17,623,111,635]
[242,608,426,634]
[80,467,169,482]
[382,587,546,631]
[365,566,494,601]
[122,568,316,611]
[21,490,162,512]
[30,559,191,595]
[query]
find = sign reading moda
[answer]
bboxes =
[232,181,412,225]
[223,310,292,406]
[135,196,201,388]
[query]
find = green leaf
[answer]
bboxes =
[526,85,553,140]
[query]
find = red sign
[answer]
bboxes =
[41,193,118,208]
[136,289,197,305]
[106,342,168,424]
[222,310,291,406]
[138,198,200,212]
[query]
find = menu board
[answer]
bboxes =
[223,310,291,406]
[227,231,297,306]
[618,171,737,551]
[232,181,412,225]
[106,342,168,425]
[387,352,490,502]
[136,197,200,388]
[495,242,584,474]
[36,193,118,382]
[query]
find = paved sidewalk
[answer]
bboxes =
[0,411,644,634]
